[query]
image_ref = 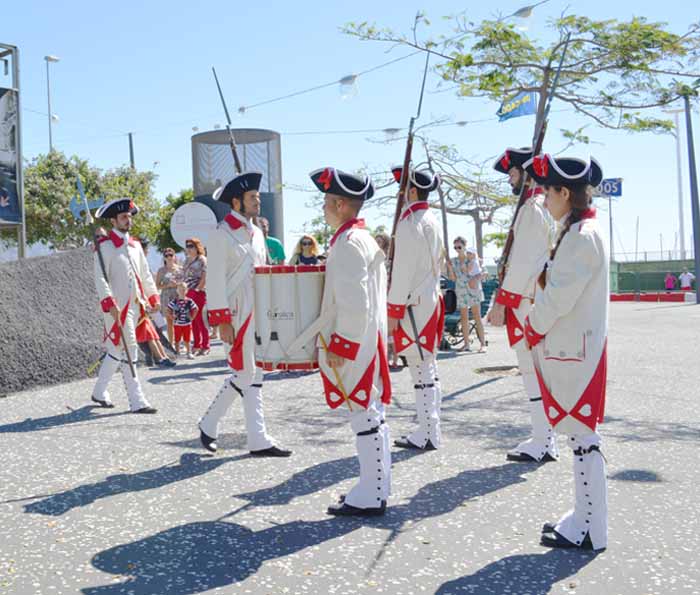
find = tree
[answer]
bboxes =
[153,188,194,252]
[22,152,159,249]
[345,14,700,134]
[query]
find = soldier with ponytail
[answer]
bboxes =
[521,154,610,552]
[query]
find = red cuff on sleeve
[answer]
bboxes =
[387,303,406,319]
[101,296,117,313]
[328,333,360,361]
[524,317,545,348]
[208,308,232,326]
[148,294,160,309]
[495,288,523,309]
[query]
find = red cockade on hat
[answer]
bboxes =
[500,151,511,171]
[318,167,334,191]
[532,154,549,178]
[129,200,135,211]
[392,168,403,183]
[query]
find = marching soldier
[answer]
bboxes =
[489,147,559,463]
[309,166,392,516]
[522,154,609,551]
[387,167,445,451]
[198,172,291,458]
[92,198,159,414]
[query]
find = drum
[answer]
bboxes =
[254,265,325,371]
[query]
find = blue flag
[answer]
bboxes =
[497,91,538,122]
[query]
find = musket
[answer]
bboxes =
[498,33,572,284]
[212,66,243,175]
[387,49,431,362]
[94,232,137,378]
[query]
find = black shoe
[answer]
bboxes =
[542,522,556,534]
[250,445,292,457]
[157,358,177,368]
[132,406,158,414]
[541,530,598,550]
[394,436,437,451]
[327,501,386,517]
[199,428,217,453]
[506,451,557,463]
[91,396,115,408]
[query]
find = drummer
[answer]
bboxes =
[197,171,292,457]
[309,166,392,516]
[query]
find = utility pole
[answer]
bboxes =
[128,132,135,169]
[683,92,700,304]
[665,108,686,259]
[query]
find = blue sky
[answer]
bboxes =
[2,0,698,261]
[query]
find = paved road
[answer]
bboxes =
[1,303,699,594]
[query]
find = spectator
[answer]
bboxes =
[183,237,210,355]
[289,234,320,265]
[168,282,199,359]
[664,272,677,292]
[374,231,400,368]
[258,216,286,264]
[156,247,182,346]
[679,268,696,291]
[448,238,486,352]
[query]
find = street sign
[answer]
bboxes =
[596,178,622,197]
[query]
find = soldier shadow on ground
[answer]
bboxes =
[82,462,541,595]
[22,453,245,517]
[435,549,601,595]
[0,405,130,434]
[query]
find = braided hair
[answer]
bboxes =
[538,184,593,289]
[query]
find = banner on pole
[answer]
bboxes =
[497,91,538,122]
[0,87,21,225]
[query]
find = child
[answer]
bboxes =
[168,282,199,359]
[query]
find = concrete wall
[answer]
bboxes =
[0,248,103,394]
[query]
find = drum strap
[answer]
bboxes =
[222,225,256,302]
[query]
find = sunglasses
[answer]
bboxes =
[301,240,313,246]
[165,253,174,257]
[454,245,464,250]
[186,244,195,249]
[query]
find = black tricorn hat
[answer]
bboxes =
[214,172,263,204]
[523,154,603,187]
[309,167,375,201]
[390,166,440,193]
[96,197,139,219]
[493,147,534,174]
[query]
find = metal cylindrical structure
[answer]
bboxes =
[191,128,284,243]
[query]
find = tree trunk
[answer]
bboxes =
[473,215,484,258]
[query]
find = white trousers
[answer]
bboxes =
[554,432,608,550]
[406,357,442,448]
[92,305,151,411]
[345,400,391,509]
[509,345,558,461]
[199,367,274,452]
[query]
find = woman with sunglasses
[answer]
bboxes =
[183,238,209,356]
[156,249,182,348]
[289,234,320,265]
[449,238,486,352]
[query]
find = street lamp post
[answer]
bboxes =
[44,55,59,152]
[664,108,686,260]
[682,92,700,304]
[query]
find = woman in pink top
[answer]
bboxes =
[664,272,677,292]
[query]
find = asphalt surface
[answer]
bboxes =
[1,302,699,595]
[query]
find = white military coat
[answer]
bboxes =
[387,201,444,361]
[525,210,609,436]
[495,189,553,348]
[318,218,391,411]
[206,211,267,381]
[94,229,159,348]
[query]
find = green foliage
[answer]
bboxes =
[153,188,194,252]
[23,151,159,249]
[302,214,333,250]
[483,232,508,249]
[344,14,700,133]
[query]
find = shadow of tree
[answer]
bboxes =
[24,453,244,517]
[435,549,600,594]
[603,414,700,444]
[0,405,129,434]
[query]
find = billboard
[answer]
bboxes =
[0,87,20,225]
